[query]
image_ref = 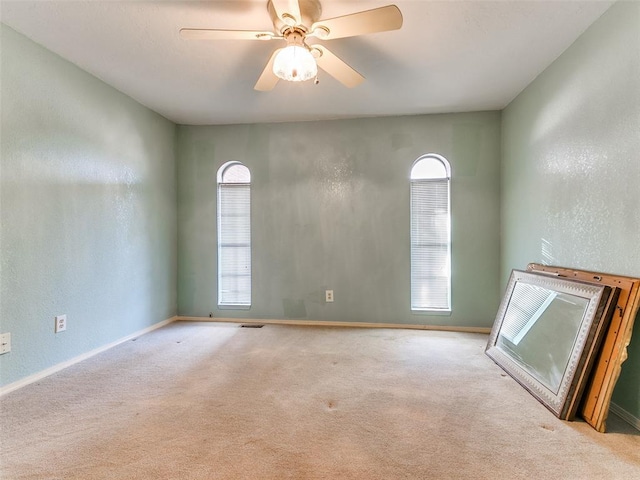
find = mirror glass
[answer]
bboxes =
[496,282,588,393]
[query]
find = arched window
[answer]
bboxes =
[217,162,251,307]
[410,154,451,312]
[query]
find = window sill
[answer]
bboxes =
[411,309,452,316]
[218,304,251,311]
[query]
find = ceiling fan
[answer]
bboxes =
[180,0,403,91]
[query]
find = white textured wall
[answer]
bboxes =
[501,1,640,419]
[0,25,177,387]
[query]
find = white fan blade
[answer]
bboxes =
[255,49,283,91]
[310,5,403,40]
[271,0,301,26]
[312,45,364,88]
[180,29,278,41]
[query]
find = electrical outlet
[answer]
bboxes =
[0,333,10,354]
[326,290,334,303]
[55,315,67,333]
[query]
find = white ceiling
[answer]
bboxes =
[1,0,614,125]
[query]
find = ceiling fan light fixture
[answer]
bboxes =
[273,45,317,82]
[181,1,404,91]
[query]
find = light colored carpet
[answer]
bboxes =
[1,321,639,479]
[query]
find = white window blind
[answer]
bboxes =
[217,163,251,307]
[410,156,451,311]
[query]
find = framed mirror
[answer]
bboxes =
[486,270,617,420]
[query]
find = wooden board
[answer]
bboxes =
[527,263,640,432]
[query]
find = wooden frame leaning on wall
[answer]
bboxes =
[527,263,640,432]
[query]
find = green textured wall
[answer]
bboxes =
[0,25,177,387]
[177,113,502,327]
[501,2,640,420]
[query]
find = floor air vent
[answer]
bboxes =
[240,324,264,328]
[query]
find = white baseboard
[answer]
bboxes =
[610,402,640,431]
[177,316,492,334]
[0,316,178,397]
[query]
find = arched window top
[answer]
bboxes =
[218,161,250,184]
[411,154,450,180]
